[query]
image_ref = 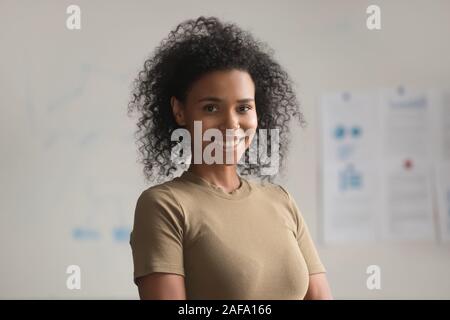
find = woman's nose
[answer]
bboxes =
[221,123,241,138]
[220,110,240,132]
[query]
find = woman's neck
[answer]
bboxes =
[187,164,241,193]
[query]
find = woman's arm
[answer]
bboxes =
[137,273,186,300]
[304,273,333,300]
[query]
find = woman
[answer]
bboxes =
[128,16,332,300]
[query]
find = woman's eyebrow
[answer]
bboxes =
[197,97,254,103]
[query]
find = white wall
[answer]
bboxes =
[0,0,449,299]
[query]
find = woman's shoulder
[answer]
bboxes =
[136,174,196,209]
[144,171,195,191]
[135,177,179,205]
[133,177,188,224]
[245,177,292,203]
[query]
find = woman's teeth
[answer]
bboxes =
[214,137,245,149]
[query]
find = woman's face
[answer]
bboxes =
[171,69,258,165]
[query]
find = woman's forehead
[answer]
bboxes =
[187,69,255,102]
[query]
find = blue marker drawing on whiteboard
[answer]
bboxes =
[112,226,132,243]
[72,227,100,240]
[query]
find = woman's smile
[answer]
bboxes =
[212,135,246,150]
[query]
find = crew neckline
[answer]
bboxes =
[178,170,252,200]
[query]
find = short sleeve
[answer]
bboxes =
[278,185,326,275]
[129,186,185,285]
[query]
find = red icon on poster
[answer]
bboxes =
[403,159,413,170]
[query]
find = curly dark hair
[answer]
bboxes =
[127,16,305,184]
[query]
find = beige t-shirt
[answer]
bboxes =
[129,170,326,299]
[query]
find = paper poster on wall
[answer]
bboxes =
[431,89,450,242]
[378,88,435,241]
[320,87,443,244]
[320,91,381,243]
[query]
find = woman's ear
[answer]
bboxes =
[171,96,186,126]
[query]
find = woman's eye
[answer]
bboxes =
[238,105,252,113]
[204,104,218,112]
